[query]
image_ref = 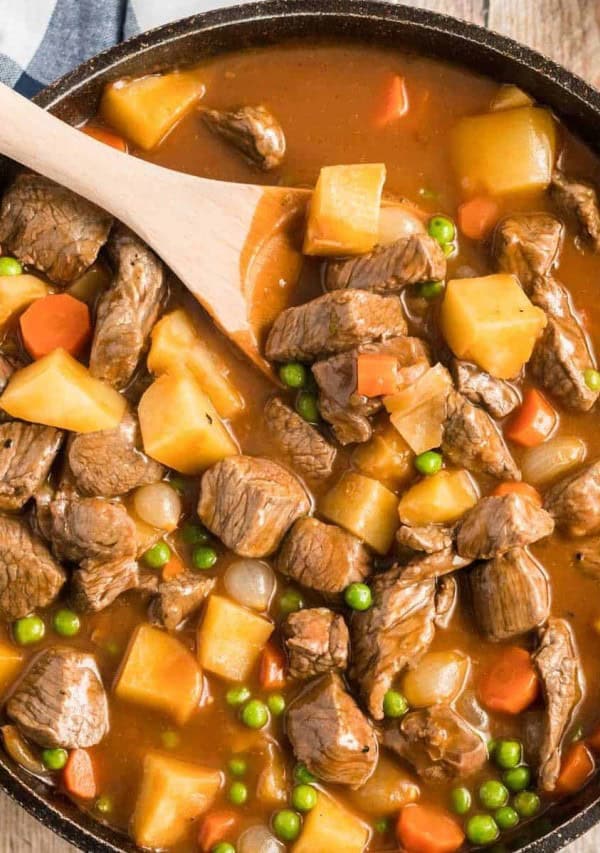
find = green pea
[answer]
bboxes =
[584,368,600,391]
[494,739,522,770]
[228,756,247,776]
[267,694,286,716]
[0,257,23,276]
[241,699,269,730]
[443,242,455,258]
[96,795,113,814]
[479,780,509,810]
[279,362,308,389]
[428,215,456,246]
[228,781,248,805]
[53,608,80,637]
[466,814,500,846]
[374,818,389,833]
[419,280,445,300]
[272,809,301,842]
[295,391,320,423]
[212,844,235,853]
[41,748,68,771]
[382,689,409,719]
[192,545,217,570]
[344,582,372,611]
[414,450,443,476]
[143,541,171,569]
[160,730,180,749]
[226,685,251,707]
[181,522,209,545]
[294,763,317,785]
[487,739,497,757]
[513,790,540,818]
[450,786,472,815]
[279,588,304,615]
[494,805,519,831]
[292,783,317,812]
[503,765,531,793]
[13,614,45,646]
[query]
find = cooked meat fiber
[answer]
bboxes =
[285,672,377,787]
[265,290,407,362]
[0,173,112,285]
[7,647,108,749]
[90,226,166,390]
[0,516,65,620]
[72,557,140,613]
[154,573,215,631]
[0,422,63,511]
[469,549,550,641]
[396,548,472,584]
[198,455,309,558]
[48,495,136,565]
[265,397,336,480]
[457,494,554,560]
[283,608,349,679]
[383,706,487,782]
[396,523,455,556]
[551,170,600,253]
[325,233,446,293]
[434,575,457,629]
[544,459,600,537]
[451,360,520,419]
[0,354,21,396]
[494,213,562,288]
[533,619,582,792]
[277,517,370,598]
[202,105,286,171]
[530,316,599,412]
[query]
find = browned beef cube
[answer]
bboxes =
[451,360,520,419]
[457,494,554,560]
[550,170,600,252]
[544,460,600,537]
[493,213,562,287]
[265,397,336,480]
[0,422,63,511]
[283,608,349,679]
[202,105,286,170]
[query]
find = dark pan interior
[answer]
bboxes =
[1,1,600,850]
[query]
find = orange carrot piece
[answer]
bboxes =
[198,809,238,852]
[63,749,97,799]
[478,646,539,715]
[397,803,465,853]
[555,742,595,795]
[491,481,542,506]
[82,124,127,152]
[374,74,409,128]
[259,642,287,690]
[20,293,91,360]
[357,353,399,397]
[457,196,500,240]
[505,388,557,448]
[162,554,185,581]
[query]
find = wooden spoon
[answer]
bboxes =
[0,82,310,375]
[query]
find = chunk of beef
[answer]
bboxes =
[533,619,582,791]
[0,354,19,395]
[395,548,472,584]
[0,173,112,285]
[442,392,520,481]
[47,494,135,565]
[469,548,550,641]
[451,360,520,419]
[286,672,377,787]
[67,410,164,497]
[0,516,65,620]
[325,234,446,293]
[283,608,349,679]
[198,455,309,558]
[0,422,63,511]
[383,706,487,782]
[550,170,600,252]
[434,575,457,629]
[494,213,562,288]
[202,105,285,171]
[265,397,336,480]
[544,460,600,537]
[71,557,140,613]
[529,275,573,319]
[90,226,166,389]
[7,647,108,748]
[154,573,215,631]
[276,517,370,598]
[457,494,554,560]
[265,290,406,362]
[530,316,598,412]
[397,523,455,556]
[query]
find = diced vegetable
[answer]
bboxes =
[0,274,49,327]
[348,755,419,815]
[197,595,274,682]
[0,349,126,433]
[491,481,542,506]
[303,164,386,256]
[320,471,399,554]
[505,389,557,447]
[256,741,288,805]
[397,803,465,853]
[67,262,111,306]
[378,201,426,245]
[555,742,595,795]
[351,423,414,490]
[63,749,97,799]
[384,364,452,454]
[138,371,238,474]
[198,810,238,852]
[402,651,469,707]
[490,85,533,112]
[373,74,409,127]
[451,106,556,196]
[398,469,478,525]
[114,624,202,725]
[81,124,127,151]
[457,196,500,240]
[0,641,22,695]
[223,560,275,612]
[440,274,547,379]
[293,790,369,853]
[520,436,587,486]
[148,310,243,418]
[101,69,206,150]
[259,643,287,690]
[132,752,221,849]
[357,353,399,396]
[133,482,181,531]
[20,293,91,360]
[478,646,539,714]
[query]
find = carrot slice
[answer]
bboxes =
[555,742,595,795]
[20,293,91,360]
[198,809,238,852]
[162,554,185,581]
[397,803,465,853]
[491,481,542,507]
[63,749,97,799]
[82,124,127,152]
[259,642,287,690]
[505,389,557,448]
[457,196,500,240]
[374,74,409,128]
[357,353,399,397]
[478,646,539,715]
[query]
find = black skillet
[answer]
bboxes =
[1,1,600,850]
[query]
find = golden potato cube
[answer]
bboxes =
[0,348,126,432]
[398,470,478,525]
[132,751,221,849]
[0,275,49,327]
[349,755,419,816]
[440,274,547,379]
[101,70,205,150]
[114,624,202,725]
[293,790,370,853]
[148,310,243,419]
[0,641,22,696]
[304,163,386,256]
[198,595,274,682]
[138,371,238,474]
[320,471,399,554]
[451,106,556,196]
[352,424,414,490]
[385,364,452,453]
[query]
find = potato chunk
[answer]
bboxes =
[320,471,399,554]
[114,625,202,725]
[384,364,453,453]
[0,348,126,432]
[440,274,546,379]
[148,310,243,418]
[352,423,414,490]
[101,70,205,150]
[132,752,221,849]
[349,755,419,816]
[398,470,478,525]
[138,371,238,474]
[0,641,22,696]
[451,106,556,196]
[0,275,49,327]
[198,595,274,681]
[293,790,370,853]
[304,164,386,256]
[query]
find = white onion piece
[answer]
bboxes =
[224,560,276,611]
[521,436,587,486]
[133,482,181,531]
[378,203,426,245]
[238,825,284,853]
[402,651,469,707]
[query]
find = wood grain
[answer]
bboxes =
[2,1,599,851]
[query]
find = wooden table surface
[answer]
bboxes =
[2,0,600,851]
